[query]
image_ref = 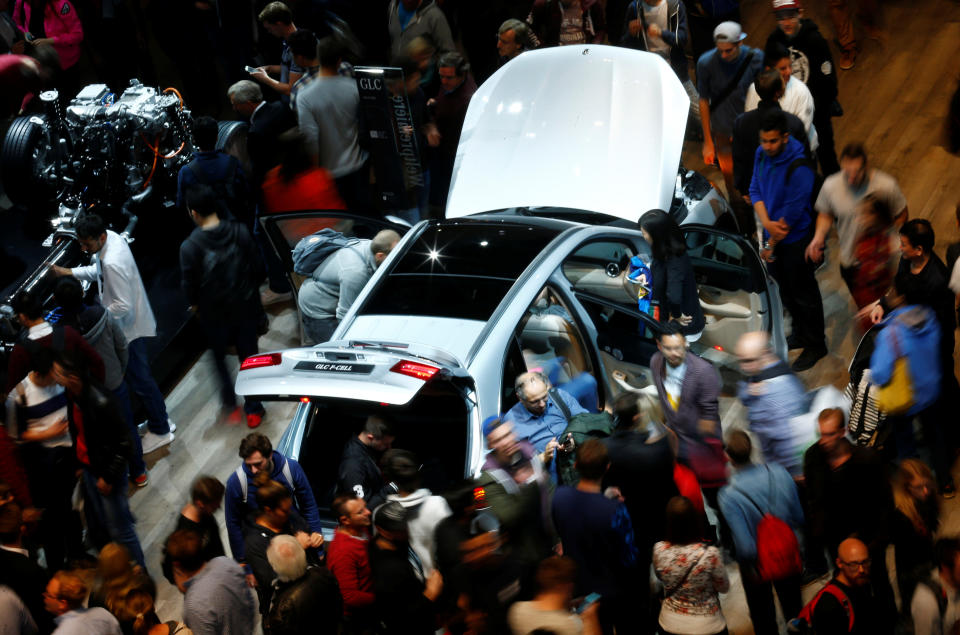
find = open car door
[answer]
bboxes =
[258,210,409,342]
[682,224,787,365]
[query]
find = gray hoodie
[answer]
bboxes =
[387,0,456,58]
[297,239,376,320]
[75,304,129,390]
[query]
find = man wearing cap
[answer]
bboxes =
[766,0,840,175]
[476,417,555,585]
[697,21,764,201]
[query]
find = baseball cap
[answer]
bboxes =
[713,21,747,43]
[482,415,503,438]
[772,0,801,11]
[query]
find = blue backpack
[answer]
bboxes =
[291,229,359,276]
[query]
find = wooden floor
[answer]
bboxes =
[131,0,960,631]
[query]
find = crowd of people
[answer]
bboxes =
[3,0,960,633]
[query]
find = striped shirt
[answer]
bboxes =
[6,374,71,448]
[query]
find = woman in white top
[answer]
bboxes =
[653,496,729,635]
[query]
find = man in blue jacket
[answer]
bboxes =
[750,108,826,371]
[718,430,803,635]
[223,433,322,586]
[870,277,947,491]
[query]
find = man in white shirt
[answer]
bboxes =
[911,537,960,635]
[803,143,908,297]
[50,214,174,459]
[744,41,818,150]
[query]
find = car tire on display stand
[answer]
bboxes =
[1,116,48,206]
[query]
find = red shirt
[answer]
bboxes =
[326,529,375,616]
[674,463,704,514]
[72,403,89,466]
[261,166,345,214]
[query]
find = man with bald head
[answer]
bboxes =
[810,537,894,633]
[735,331,806,476]
[506,371,587,469]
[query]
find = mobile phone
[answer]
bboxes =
[576,593,601,614]
[560,433,575,453]
[244,65,258,74]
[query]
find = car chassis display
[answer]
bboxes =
[0,79,201,365]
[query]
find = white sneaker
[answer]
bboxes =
[141,431,175,454]
[138,421,176,436]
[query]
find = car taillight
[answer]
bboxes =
[240,353,282,370]
[390,361,440,380]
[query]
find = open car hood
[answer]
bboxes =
[234,342,470,406]
[446,45,689,223]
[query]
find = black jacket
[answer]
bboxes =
[264,566,343,635]
[244,512,312,614]
[179,220,262,322]
[336,437,393,508]
[65,381,132,484]
[766,19,838,111]
[650,251,706,336]
[0,548,50,633]
[603,428,677,552]
[370,542,436,634]
[803,442,891,551]
[248,102,297,187]
[733,102,810,195]
[811,577,894,635]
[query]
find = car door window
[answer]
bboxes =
[575,294,660,371]
[505,286,598,413]
[561,240,644,311]
[683,226,771,361]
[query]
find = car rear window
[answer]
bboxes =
[389,223,560,278]
[358,222,561,321]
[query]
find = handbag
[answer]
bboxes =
[875,324,915,415]
[686,437,728,488]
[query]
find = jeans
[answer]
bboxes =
[81,469,145,568]
[813,112,840,176]
[21,444,82,571]
[113,382,145,477]
[741,573,802,635]
[302,315,339,345]
[768,235,827,351]
[126,337,170,434]
[202,315,264,415]
[682,78,701,123]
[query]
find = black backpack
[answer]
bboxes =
[187,155,251,224]
[549,388,615,486]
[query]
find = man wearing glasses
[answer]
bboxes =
[505,371,587,470]
[809,537,894,633]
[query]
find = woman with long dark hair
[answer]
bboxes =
[891,459,940,611]
[653,496,729,635]
[639,209,705,338]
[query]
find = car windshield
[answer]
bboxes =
[358,222,561,321]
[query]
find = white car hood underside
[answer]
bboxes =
[446,45,689,223]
